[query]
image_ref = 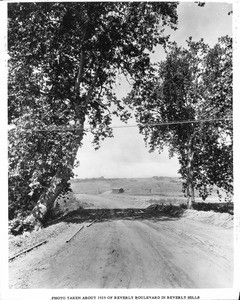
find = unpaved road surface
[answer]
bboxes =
[9,194,233,289]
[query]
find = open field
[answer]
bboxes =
[70,176,228,203]
[71,177,183,196]
[9,177,233,288]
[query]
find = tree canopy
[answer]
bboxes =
[125,36,233,206]
[8,2,178,225]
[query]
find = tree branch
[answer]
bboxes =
[85,72,99,106]
[74,50,85,94]
[74,26,88,95]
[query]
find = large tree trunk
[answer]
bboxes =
[31,117,85,225]
[187,181,195,209]
[186,134,195,209]
[30,50,98,225]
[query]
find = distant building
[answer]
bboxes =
[112,188,124,194]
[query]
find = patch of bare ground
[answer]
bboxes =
[9,203,233,289]
[183,209,233,229]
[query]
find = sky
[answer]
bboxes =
[73,2,233,179]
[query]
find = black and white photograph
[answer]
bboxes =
[1,1,240,299]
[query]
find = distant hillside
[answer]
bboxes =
[70,177,183,196]
[70,177,230,203]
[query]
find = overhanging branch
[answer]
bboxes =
[74,50,85,95]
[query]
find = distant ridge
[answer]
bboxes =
[71,176,181,182]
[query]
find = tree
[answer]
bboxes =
[125,36,232,208]
[8,2,178,225]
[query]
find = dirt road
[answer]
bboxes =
[9,195,233,289]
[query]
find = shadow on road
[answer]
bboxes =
[47,204,185,226]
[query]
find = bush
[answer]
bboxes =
[8,213,41,235]
[180,203,188,209]
[180,201,233,214]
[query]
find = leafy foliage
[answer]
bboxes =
[126,36,233,204]
[8,2,178,221]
